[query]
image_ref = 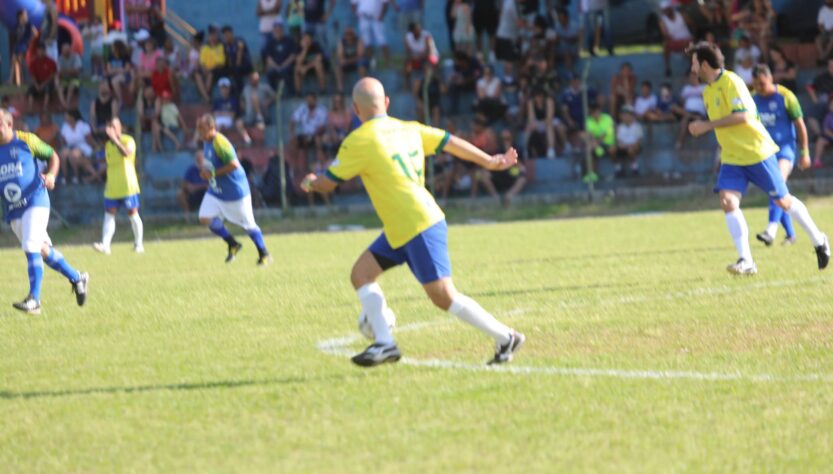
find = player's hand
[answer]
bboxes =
[41,173,56,190]
[300,173,317,193]
[199,168,212,181]
[688,120,711,137]
[489,148,518,171]
[798,152,812,171]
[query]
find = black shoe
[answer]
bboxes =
[351,342,402,367]
[815,234,830,270]
[756,232,774,247]
[225,242,243,263]
[12,295,41,315]
[488,331,526,365]
[257,253,273,266]
[72,272,89,306]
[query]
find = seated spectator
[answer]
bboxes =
[263,19,298,92]
[404,22,436,91]
[560,73,598,146]
[335,26,368,93]
[162,36,184,77]
[35,112,60,150]
[500,61,521,120]
[674,71,707,149]
[322,94,352,153]
[448,50,482,114]
[213,77,252,145]
[686,0,729,45]
[806,59,833,138]
[527,54,559,97]
[222,25,254,91]
[26,44,58,112]
[814,98,833,168]
[659,1,692,78]
[609,61,637,119]
[260,152,298,206]
[89,82,120,141]
[290,92,328,163]
[646,82,678,122]
[475,65,506,124]
[584,103,615,179]
[150,56,179,102]
[522,15,551,69]
[582,0,613,57]
[733,35,761,69]
[731,0,774,60]
[734,49,756,88]
[105,40,135,105]
[294,32,327,94]
[159,91,186,150]
[493,128,528,206]
[60,109,99,183]
[239,156,266,208]
[242,71,275,129]
[137,87,163,151]
[10,9,36,86]
[351,0,391,63]
[613,105,643,177]
[467,116,501,199]
[197,25,227,102]
[187,31,204,81]
[135,31,162,86]
[525,88,558,159]
[451,0,475,55]
[768,45,797,92]
[817,0,833,62]
[553,7,580,70]
[176,157,209,221]
[56,43,82,110]
[633,81,658,122]
[414,61,444,126]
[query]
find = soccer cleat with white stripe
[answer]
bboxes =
[351,342,401,367]
[815,234,830,270]
[92,242,111,255]
[488,331,526,365]
[726,258,757,275]
[72,272,89,307]
[12,295,41,315]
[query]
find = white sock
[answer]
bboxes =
[356,283,394,345]
[129,213,144,247]
[448,293,511,345]
[725,209,752,262]
[102,213,116,248]
[787,198,825,247]
[766,222,779,239]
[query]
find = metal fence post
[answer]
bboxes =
[275,80,288,212]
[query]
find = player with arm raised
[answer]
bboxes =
[686,42,829,275]
[0,109,89,314]
[302,77,524,367]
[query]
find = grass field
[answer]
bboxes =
[2,199,833,472]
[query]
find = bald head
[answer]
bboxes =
[352,78,389,122]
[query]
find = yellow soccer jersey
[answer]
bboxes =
[104,134,140,199]
[703,70,779,166]
[326,116,449,248]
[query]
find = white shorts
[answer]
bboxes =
[10,206,52,253]
[198,193,258,230]
[215,115,234,130]
[358,16,387,47]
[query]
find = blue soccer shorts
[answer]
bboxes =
[714,155,789,199]
[369,219,452,285]
[775,143,796,165]
[104,194,140,211]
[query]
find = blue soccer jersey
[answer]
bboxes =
[0,131,53,223]
[754,84,802,148]
[203,132,250,201]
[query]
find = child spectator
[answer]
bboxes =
[135,32,162,85]
[734,50,756,88]
[10,9,37,86]
[633,81,658,122]
[137,87,163,151]
[614,105,643,177]
[26,44,58,112]
[674,71,707,149]
[187,31,204,80]
[493,128,528,206]
[83,16,106,79]
[817,0,833,62]
[56,43,82,110]
[151,57,178,102]
[213,77,252,145]
[647,82,677,122]
[585,103,615,180]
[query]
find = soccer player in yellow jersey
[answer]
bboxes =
[301,78,525,367]
[93,117,144,254]
[686,42,830,275]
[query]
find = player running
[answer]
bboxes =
[196,114,271,265]
[686,42,830,275]
[751,64,810,247]
[93,117,144,254]
[301,78,524,367]
[0,109,89,314]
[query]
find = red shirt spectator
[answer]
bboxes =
[30,53,57,84]
[150,57,177,100]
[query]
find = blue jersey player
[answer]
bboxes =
[196,114,271,265]
[752,64,810,246]
[0,109,89,314]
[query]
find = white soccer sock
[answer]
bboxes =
[101,213,116,248]
[787,198,825,246]
[129,213,144,247]
[448,293,511,345]
[356,283,394,345]
[725,209,753,262]
[766,222,779,239]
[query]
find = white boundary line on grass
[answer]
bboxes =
[316,278,833,383]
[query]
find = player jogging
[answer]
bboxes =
[196,114,271,265]
[751,64,810,247]
[686,42,830,275]
[93,117,144,254]
[0,109,89,314]
[301,78,525,367]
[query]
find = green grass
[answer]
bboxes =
[2,199,833,472]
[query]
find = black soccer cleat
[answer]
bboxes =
[351,342,402,368]
[72,272,89,307]
[257,253,273,266]
[488,331,526,365]
[12,295,41,315]
[225,242,243,263]
[755,231,774,247]
[815,234,830,270]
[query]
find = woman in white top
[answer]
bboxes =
[60,109,100,184]
[404,22,436,91]
[451,0,475,54]
[475,64,507,123]
[658,1,692,77]
[256,0,283,49]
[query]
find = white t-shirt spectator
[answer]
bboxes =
[477,76,501,98]
[60,121,93,156]
[735,63,755,87]
[496,0,519,41]
[660,11,692,41]
[819,5,833,31]
[405,30,432,58]
[681,84,706,115]
[258,0,282,34]
[291,104,328,137]
[634,94,657,117]
[616,121,643,146]
[734,44,761,67]
[353,0,388,18]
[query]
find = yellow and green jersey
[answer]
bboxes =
[326,116,449,248]
[104,134,140,199]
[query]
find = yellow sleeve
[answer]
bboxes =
[417,123,450,156]
[327,135,367,182]
[727,74,753,114]
[17,131,54,161]
[780,85,803,120]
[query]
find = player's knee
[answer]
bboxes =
[199,217,212,226]
[39,243,50,258]
[429,290,454,311]
[720,196,738,213]
[774,195,792,210]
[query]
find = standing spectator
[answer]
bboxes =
[287,0,306,39]
[84,16,106,80]
[525,88,558,159]
[40,0,59,60]
[290,92,328,164]
[26,44,58,112]
[335,26,368,93]
[404,22,436,91]
[243,71,275,130]
[609,61,637,119]
[582,0,613,57]
[396,0,424,36]
[304,0,336,48]
[553,7,580,71]
[199,25,228,100]
[414,62,443,126]
[56,43,82,110]
[256,0,283,50]
[674,71,706,149]
[294,32,328,94]
[584,103,615,179]
[213,77,253,146]
[658,1,693,78]
[106,40,135,105]
[89,82,120,142]
[813,98,833,168]
[633,81,658,122]
[151,57,179,102]
[263,19,298,92]
[10,9,37,86]
[806,59,833,138]
[60,109,98,183]
[352,0,391,64]
[769,46,797,92]
[448,50,482,114]
[451,0,475,54]
[35,112,60,150]
[177,157,209,221]
[493,128,528,206]
[613,105,643,177]
[494,0,519,62]
[472,0,499,59]
[221,26,254,92]
[817,0,833,62]
[475,65,506,124]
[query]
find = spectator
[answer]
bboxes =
[658,1,693,78]
[287,0,305,39]
[40,0,59,60]
[500,61,521,121]
[89,82,120,142]
[213,77,253,145]
[187,31,204,82]
[352,0,391,64]
[525,88,559,159]
[148,3,167,47]
[584,103,615,179]
[83,16,106,80]
[524,15,552,67]
[263,19,298,92]
[527,54,559,97]
[256,0,283,49]
[687,0,730,44]
[176,157,209,221]
[151,57,179,102]
[467,116,500,199]
[322,94,352,153]
[448,50,482,114]
[733,35,761,69]
[290,92,328,164]
[560,73,599,145]
[60,109,98,183]
[674,71,706,149]
[633,81,658,122]
[806,59,833,138]
[451,0,475,54]
[734,49,756,88]
[817,0,833,62]
[56,43,82,110]
[609,61,637,119]
[582,0,613,57]
[199,25,228,100]
[10,9,37,86]
[222,25,254,91]
[415,62,444,126]
[475,64,507,124]
[125,0,152,33]
[304,0,336,48]
[731,0,774,60]
[137,86,163,151]
[553,7,580,71]
[613,105,643,177]
[162,37,184,76]
[242,71,275,130]
[494,0,520,62]
[159,91,186,150]
[35,112,60,150]
[105,40,135,105]
[26,43,58,112]
[769,45,797,92]
[335,26,368,93]
[646,82,677,122]
[472,0,499,59]
[813,98,833,168]
[135,31,162,86]
[294,32,327,94]
[404,22,437,91]
[396,0,424,36]
[494,128,528,206]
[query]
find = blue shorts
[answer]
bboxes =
[714,156,788,199]
[369,220,452,285]
[775,143,796,164]
[104,194,140,211]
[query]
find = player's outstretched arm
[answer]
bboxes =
[443,134,518,171]
[301,173,338,194]
[688,111,752,137]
